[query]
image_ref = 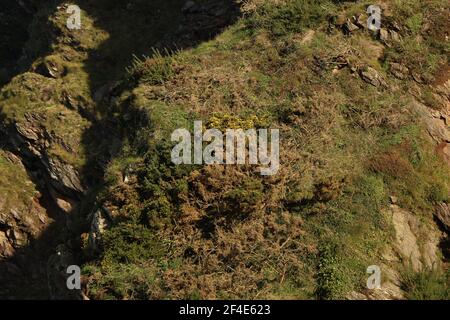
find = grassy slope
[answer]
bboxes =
[81,0,450,299]
[0,0,448,299]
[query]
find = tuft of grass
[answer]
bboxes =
[126,49,175,85]
[405,13,423,34]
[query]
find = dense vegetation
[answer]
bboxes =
[81,0,450,299]
[0,0,449,299]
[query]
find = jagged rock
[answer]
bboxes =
[0,213,15,229]
[379,28,389,42]
[10,209,20,221]
[35,59,64,79]
[2,151,22,164]
[385,204,441,273]
[359,66,388,88]
[15,121,40,142]
[44,156,84,197]
[413,98,450,165]
[414,101,450,143]
[390,21,402,32]
[435,78,450,103]
[6,228,27,247]
[56,197,73,213]
[390,62,409,80]
[354,14,367,29]
[390,30,401,42]
[38,211,47,224]
[0,231,15,258]
[313,52,350,73]
[21,212,41,235]
[435,202,450,232]
[423,238,440,269]
[437,141,450,166]
[347,244,405,300]
[379,28,401,46]
[49,188,75,213]
[411,71,424,84]
[344,19,360,34]
[390,205,422,271]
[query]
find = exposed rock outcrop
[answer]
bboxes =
[2,109,85,202]
[435,203,450,232]
[359,66,388,88]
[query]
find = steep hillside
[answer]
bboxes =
[0,0,449,299]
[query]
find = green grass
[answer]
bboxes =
[401,266,450,300]
[0,151,40,212]
[405,13,423,34]
[372,124,450,212]
[315,243,352,299]
[3,0,449,300]
[126,50,176,85]
[73,0,450,299]
[246,0,335,38]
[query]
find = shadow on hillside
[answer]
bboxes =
[0,0,240,299]
[0,0,34,85]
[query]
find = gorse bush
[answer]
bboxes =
[101,223,166,264]
[223,177,265,215]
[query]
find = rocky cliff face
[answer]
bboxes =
[0,0,449,299]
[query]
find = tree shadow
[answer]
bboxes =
[0,0,34,85]
[0,0,240,299]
